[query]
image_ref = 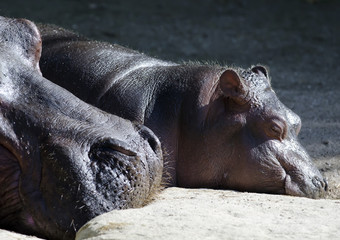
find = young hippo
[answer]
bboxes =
[38,23,327,199]
[0,17,162,240]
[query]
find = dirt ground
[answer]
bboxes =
[0,0,339,238]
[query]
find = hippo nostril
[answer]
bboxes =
[323,178,328,191]
[312,176,328,192]
[147,137,159,155]
[136,125,162,157]
[312,176,321,188]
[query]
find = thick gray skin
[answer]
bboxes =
[38,24,327,198]
[0,17,162,240]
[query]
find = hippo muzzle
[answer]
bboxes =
[16,124,162,239]
[276,140,327,198]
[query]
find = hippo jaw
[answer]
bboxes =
[284,174,327,199]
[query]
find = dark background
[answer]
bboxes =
[0,0,339,197]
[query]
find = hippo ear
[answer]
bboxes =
[0,17,42,70]
[251,65,268,78]
[17,19,42,70]
[219,69,246,98]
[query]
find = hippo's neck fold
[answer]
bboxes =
[97,62,222,185]
[113,64,223,185]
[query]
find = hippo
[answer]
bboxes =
[38,24,328,198]
[0,17,162,240]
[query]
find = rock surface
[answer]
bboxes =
[76,187,340,240]
[2,187,340,239]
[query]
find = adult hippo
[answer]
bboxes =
[0,17,162,240]
[38,24,327,198]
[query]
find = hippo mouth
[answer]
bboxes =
[284,174,328,198]
[275,157,328,198]
[266,141,328,199]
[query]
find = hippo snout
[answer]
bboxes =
[284,174,328,199]
[312,176,328,192]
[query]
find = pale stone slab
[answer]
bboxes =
[76,187,340,240]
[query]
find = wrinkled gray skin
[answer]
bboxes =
[38,24,327,199]
[0,17,162,240]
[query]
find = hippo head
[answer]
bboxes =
[178,65,327,199]
[0,17,162,239]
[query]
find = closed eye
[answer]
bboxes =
[270,124,283,140]
[89,138,137,161]
[265,119,287,141]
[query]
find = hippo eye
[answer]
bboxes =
[266,120,286,141]
[270,125,283,140]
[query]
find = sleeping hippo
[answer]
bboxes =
[38,24,327,198]
[0,17,162,240]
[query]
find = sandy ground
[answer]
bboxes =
[0,0,339,239]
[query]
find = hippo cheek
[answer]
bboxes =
[0,145,21,227]
[230,147,287,194]
[217,140,286,194]
[274,140,327,199]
